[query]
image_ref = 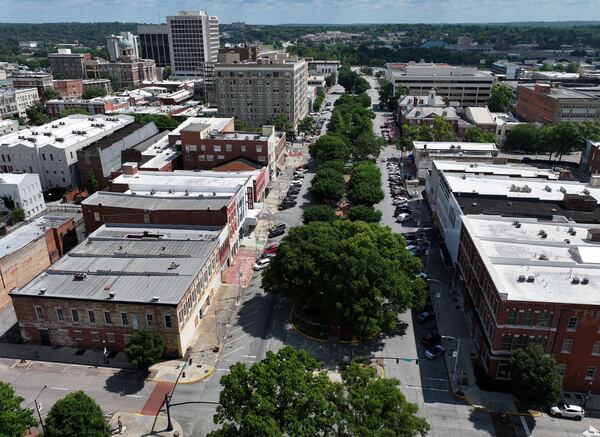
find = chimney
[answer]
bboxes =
[122,162,138,175]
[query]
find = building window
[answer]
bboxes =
[506,309,518,325]
[500,334,513,350]
[106,332,115,343]
[88,310,95,324]
[164,314,172,328]
[561,339,573,354]
[34,306,44,320]
[213,145,221,152]
[592,341,600,356]
[255,145,263,152]
[207,155,214,161]
[586,366,597,380]
[496,363,511,379]
[518,310,533,326]
[71,309,79,322]
[121,313,128,326]
[535,311,550,327]
[104,311,112,325]
[241,145,246,152]
[567,316,578,331]
[226,144,232,152]
[200,144,206,152]
[258,156,266,162]
[94,212,101,222]
[557,364,566,376]
[55,308,64,321]
[146,314,153,326]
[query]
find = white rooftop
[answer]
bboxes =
[444,174,600,203]
[139,147,180,171]
[433,161,560,179]
[463,216,600,304]
[0,215,73,260]
[0,114,133,150]
[465,107,495,125]
[414,141,498,152]
[0,173,32,185]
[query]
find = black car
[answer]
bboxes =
[421,333,441,347]
[268,224,287,238]
[278,203,294,211]
[288,187,301,194]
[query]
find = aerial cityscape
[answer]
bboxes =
[1,2,600,437]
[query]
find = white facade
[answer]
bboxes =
[0,119,18,136]
[307,60,340,76]
[412,141,499,179]
[386,62,495,107]
[0,114,134,190]
[106,32,140,61]
[167,11,220,78]
[0,173,45,219]
[0,88,40,119]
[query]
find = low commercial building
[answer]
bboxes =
[581,140,600,175]
[46,97,130,118]
[82,165,267,257]
[426,161,600,263]
[0,88,40,119]
[53,79,84,99]
[215,52,308,130]
[386,62,495,107]
[411,141,500,180]
[0,173,45,219]
[307,60,340,77]
[180,122,286,180]
[12,72,54,97]
[0,214,77,307]
[83,79,113,95]
[0,114,134,190]
[514,83,600,124]
[76,122,159,189]
[456,216,600,392]
[491,60,527,81]
[10,223,225,356]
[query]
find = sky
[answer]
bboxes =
[0,0,598,24]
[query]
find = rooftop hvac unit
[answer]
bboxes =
[151,296,160,302]
[51,125,58,128]
[564,239,570,244]
[512,220,520,226]
[38,288,46,295]
[538,229,545,236]
[539,254,548,260]
[522,185,531,193]
[516,223,522,228]
[18,135,25,140]
[570,230,577,236]
[43,132,51,136]
[541,233,547,239]
[56,137,64,142]
[582,278,589,285]
[583,188,590,195]
[518,275,526,282]
[73,273,87,281]
[59,121,65,125]
[572,277,580,284]
[108,291,116,299]
[568,227,574,233]
[544,185,552,192]
[527,276,535,283]
[560,186,567,193]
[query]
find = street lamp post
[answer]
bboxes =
[34,385,47,433]
[442,335,461,385]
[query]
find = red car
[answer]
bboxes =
[263,243,279,255]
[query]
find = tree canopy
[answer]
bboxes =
[309,167,346,205]
[347,161,384,206]
[464,127,497,143]
[44,391,110,437]
[303,205,338,224]
[268,113,293,133]
[132,114,182,129]
[487,84,512,112]
[25,102,49,126]
[509,343,562,407]
[43,86,60,100]
[0,381,36,437]
[309,134,349,162]
[209,346,429,437]
[337,66,370,94]
[82,85,107,99]
[347,205,382,223]
[298,116,316,138]
[351,131,385,161]
[262,220,426,338]
[124,328,165,371]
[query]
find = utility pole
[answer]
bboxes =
[34,385,47,433]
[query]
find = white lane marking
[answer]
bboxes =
[49,386,70,391]
[222,333,249,347]
[519,415,531,437]
[241,355,256,359]
[216,368,231,372]
[400,385,449,393]
[125,394,142,398]
[219,345,247,360]
[422,377,449,382]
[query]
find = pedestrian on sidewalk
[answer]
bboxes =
[103,341,109,364]
[117,416,123,434]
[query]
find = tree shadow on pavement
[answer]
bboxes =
[104,368,147,395]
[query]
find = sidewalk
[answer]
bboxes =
[108,412,183,437]
[426,232,519,414]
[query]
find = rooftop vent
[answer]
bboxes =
[73,273,87,281]
[39,288,46,295]
[583,189,590,195]
[515,223,521,228]
[527,276,535,283]
[518,275,526,282]
[151,296,160,302]
[108,291,116,299]
[544,185,552,192]
[521,185,532,193]
[168,262,179,270]
[512,220,520,226]
[572,277,580,284]
[56,137,64,142]
[564,239,570,244]
[568,227,574,233]
[582,278,590,285]
[539,254,548,260]
[560,186,567,193]
[570,230,577,236]
[104,284,112,290]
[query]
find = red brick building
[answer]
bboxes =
[180,124,286,182]
[10,225,225,357]
[456,216,600,392]
[53,79,84,99]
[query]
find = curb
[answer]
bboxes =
[147,365,215,385]
[450,389,542,417]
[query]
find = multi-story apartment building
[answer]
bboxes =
[166,11,219,79]
[0,214,76,308]
[10,224,225,356]
[180,124,286,180]
[385,61,495,107]
[581,141,600,175]
[0,119,18,136]
[48,50,91,79]
[456,216,600,392]
[215,52,309,130]
[0,88,40,119]
[0,173,45,219]
[12,72,54,97]
[0,114,134,190]
[137,24,171,68]
[46,97,130,118]
[514,83,600,124]
[218,43,259,63]
[86,59,157,89]
[106,32,139,62]
[52,79,84,99]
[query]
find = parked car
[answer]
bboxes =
[549,404,585,420]
[263,243,279,254]
[421,333,441,347]
[417,311,435,323]
[396,213,411,223]
[392,197,408,205]
[268,224,286,238]
[253,258,271,271]
[424,344,446,359]
[278,203,295,211]
[415,272,428,280]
